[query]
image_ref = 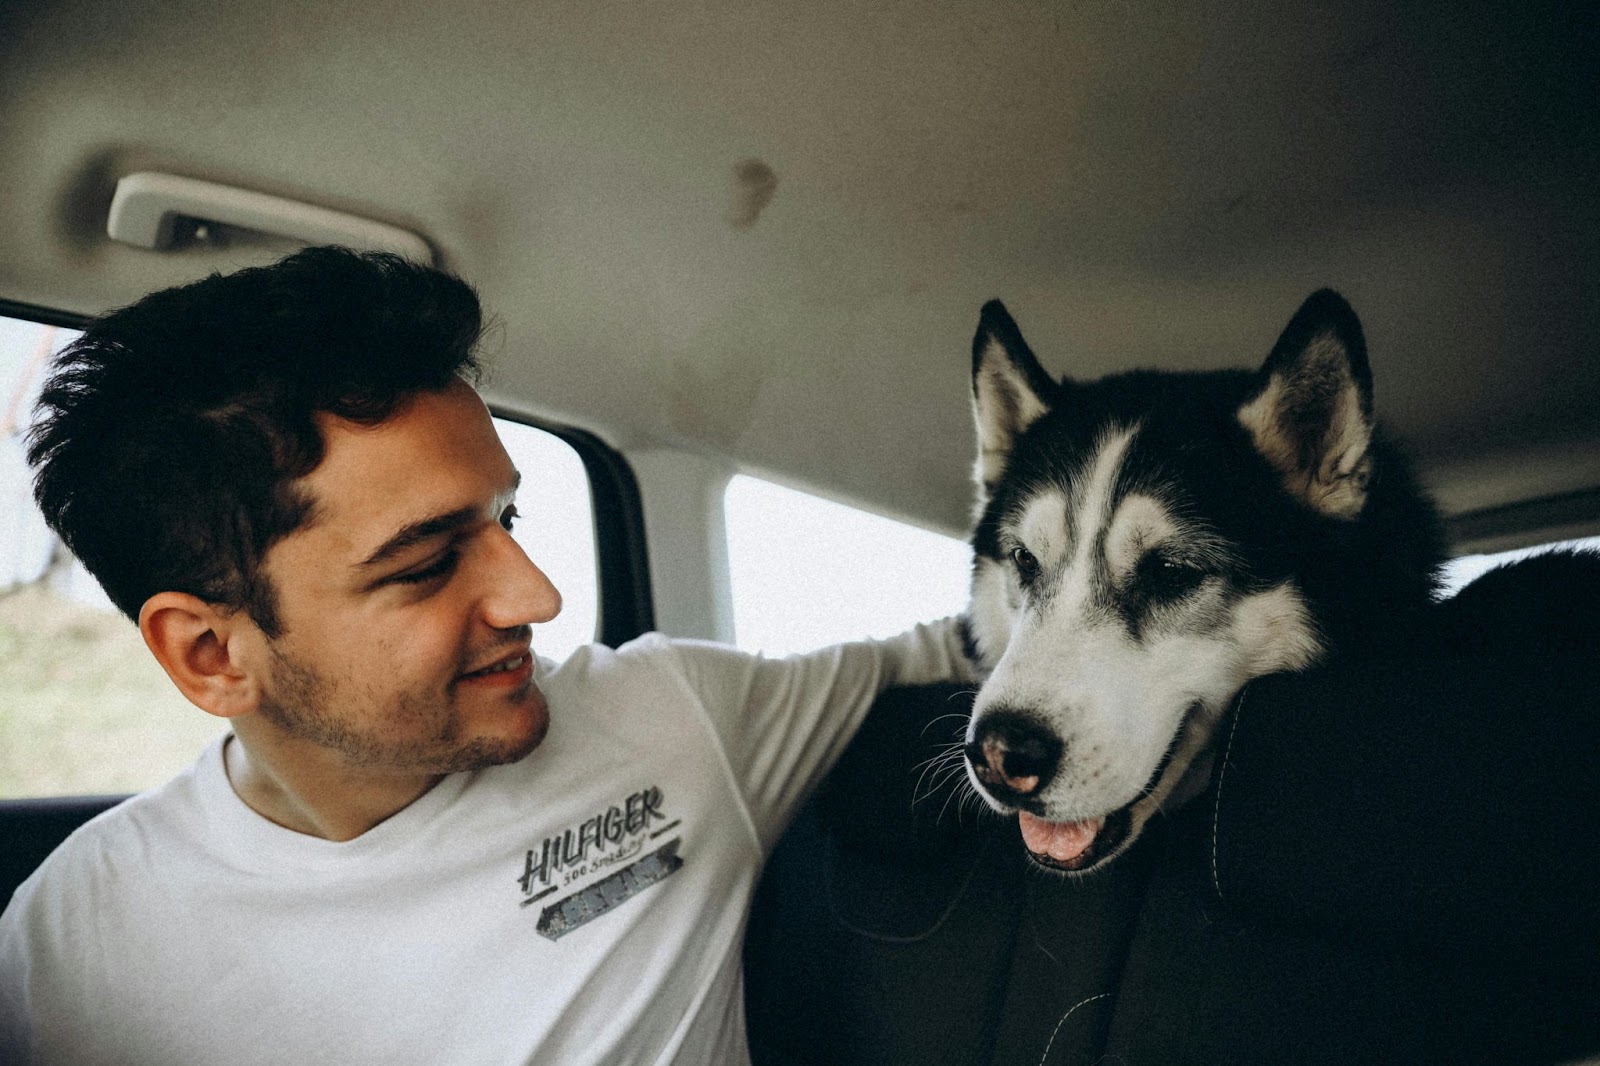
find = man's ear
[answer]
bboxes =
[1237,289,1375,520]
[139,593,262,719]
[971,299,1058,500]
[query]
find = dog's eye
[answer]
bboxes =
[1010,545,1041,583]
[1141,554,1205,599]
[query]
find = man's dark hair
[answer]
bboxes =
[27,246,484,636]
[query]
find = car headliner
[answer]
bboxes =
[1,0,1595,547]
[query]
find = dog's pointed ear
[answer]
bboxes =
[1237,289,1375,519]
[972,300,1056,495]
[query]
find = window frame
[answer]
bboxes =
[0,298,84,331]
[1446,489,1600,555]
[487,405,654,648]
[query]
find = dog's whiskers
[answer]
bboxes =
[910,743,962,774]
[937,777,968,826]
[913,745,968,807]
[919,711,973,738]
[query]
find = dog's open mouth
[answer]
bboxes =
[1017,807,1133,872]
[1012,703,1200,872]
[983,702,1205,874]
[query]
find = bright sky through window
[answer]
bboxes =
[724,474,972,656]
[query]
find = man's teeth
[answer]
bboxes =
[473,655,526,676]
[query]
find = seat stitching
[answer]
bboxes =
[1211,686,1249,904]
[1036,992,1112,1066]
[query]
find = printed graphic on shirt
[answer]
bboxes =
[517,785,684,941]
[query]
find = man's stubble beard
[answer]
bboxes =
[259,643,535,774]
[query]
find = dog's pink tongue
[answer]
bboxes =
[1018,811,1102,862]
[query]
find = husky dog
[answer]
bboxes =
[961,291,1445,874]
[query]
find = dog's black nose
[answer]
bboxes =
[965,710,1061,799]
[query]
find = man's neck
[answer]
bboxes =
[222,733,444,842]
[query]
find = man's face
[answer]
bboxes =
[246,379,562,774]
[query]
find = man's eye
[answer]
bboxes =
[393,550,460,586]
[500,505,520,532]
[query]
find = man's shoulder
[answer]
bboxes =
[4,756,212,923]
[543,632,688,686]
[527,635,731,758]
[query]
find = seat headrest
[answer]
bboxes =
[1210,555,1600,970]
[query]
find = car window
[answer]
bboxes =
[0,312,601,797]
[1440,536,1600,596]
[724,473,971,655]
[491,417,599,661]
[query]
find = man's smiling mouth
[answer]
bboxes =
[460,653,532,680]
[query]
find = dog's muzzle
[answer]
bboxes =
[964,708,1061,802]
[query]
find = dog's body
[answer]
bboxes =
[961,291,1448,873]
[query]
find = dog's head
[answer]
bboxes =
[963,291,1378,874]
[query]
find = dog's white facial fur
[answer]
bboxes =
[966,424,1323,860]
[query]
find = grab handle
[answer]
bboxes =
[107,172,433,263]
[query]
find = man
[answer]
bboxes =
[0,247,971,1064]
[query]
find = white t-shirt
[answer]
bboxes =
[0,622,969,1065]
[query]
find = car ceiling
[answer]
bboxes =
[1,0,1596,545]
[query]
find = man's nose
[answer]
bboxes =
[482,527,562,629]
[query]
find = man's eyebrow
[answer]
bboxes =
[353,470,521,572]
[353,470,521,573]
[355,507,479,571]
